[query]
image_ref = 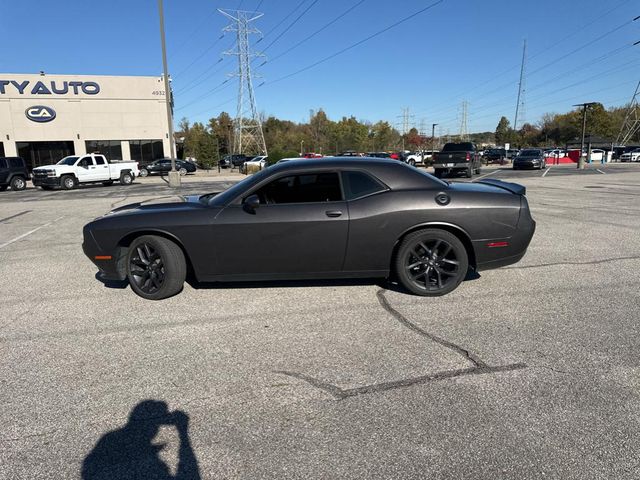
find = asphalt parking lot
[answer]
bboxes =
[2,163,640,479]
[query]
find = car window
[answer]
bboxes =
[256,172,342,204]
[94,156,106,165]
[0,158,7,169]
[342,171,387,200]
[8,158,23,168]
[78,157,94,168]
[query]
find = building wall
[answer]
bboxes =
[0,73,173,162]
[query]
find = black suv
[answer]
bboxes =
[221,154,251,168]
[0,157,29,191]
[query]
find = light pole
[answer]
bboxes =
[573,102,596,170]
[300,140,304,156]
[157,0,179,187]
[431,123,438,151]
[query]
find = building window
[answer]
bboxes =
[129,140,164,165]
[85,140,122,162]
[0,142,4,157]
[16,141,75,170]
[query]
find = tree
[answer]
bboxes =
[495,116,512,145]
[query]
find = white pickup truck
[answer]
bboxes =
[32,154,139,190]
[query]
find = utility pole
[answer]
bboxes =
[513,39,527,131]
[573,102,597,169]
[220,8,267,158]
[459,101,468,140]
[157,0,179,187]
[431,123,438,152]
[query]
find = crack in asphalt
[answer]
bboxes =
[278,364,527,400]
[504,255,640,270]
[376,289,487,368]
[278,288,527,399]
[0,210,32,223]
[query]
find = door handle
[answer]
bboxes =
[325,210,342,218]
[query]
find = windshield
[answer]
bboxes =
[57,156,79,166]
[209,167,272,206]
[519,149,541,156]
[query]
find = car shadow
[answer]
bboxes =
[81,400,201,479]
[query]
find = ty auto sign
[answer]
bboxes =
[25,105,56,123]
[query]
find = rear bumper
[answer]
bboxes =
[475,208,536,271]
[433,162,470,171]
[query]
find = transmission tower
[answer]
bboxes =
[514,39,527,130]
[459,101,469,140]
[397,107,414,135]
[616,80,640,145]
[219,9,267,156]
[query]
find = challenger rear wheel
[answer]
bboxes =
[126,235,186,300]
[395,229,468,296]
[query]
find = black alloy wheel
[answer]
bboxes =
[395,229,469,296]
[127,235,186,300]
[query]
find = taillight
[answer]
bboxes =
[466,152,470,161]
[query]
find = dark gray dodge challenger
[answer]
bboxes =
[83,158,535,300]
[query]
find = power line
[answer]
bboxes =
[264,0,444,86]
[259,0,319,53]
[265,0,367,65]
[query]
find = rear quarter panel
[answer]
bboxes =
[343,188,520,272]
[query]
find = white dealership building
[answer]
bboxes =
[0,73,174,169]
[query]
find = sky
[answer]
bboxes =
[0,0,638,134]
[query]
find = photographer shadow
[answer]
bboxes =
[82,400,201,480]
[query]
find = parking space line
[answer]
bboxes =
[0,216,65,249]
[596,169,606,174]
[474,170,501,181]
[542,167,551,177]
[0,210,32,223]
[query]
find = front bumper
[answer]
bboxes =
[513,160,542,169]
[32,175,60,187]
[82,225,126,281]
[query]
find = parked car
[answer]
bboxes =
[366,152,392,158]
[337,151,361,157]
[83,157,535,300]
[221,154,252,168]
[302,153,323,158]
[242,155,269,173]
[405,150,438,167]
[0,156,30,191]
[32,154,139,190]
[484,148,507,165]
[620,148,640,162]
[513,149,546,170]
[432,142,482,178]
[139,159,197,177]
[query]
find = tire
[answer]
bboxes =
[126,235,186,300]
[139,168,149,177]
[465,166,472,178]
[394,228,469,296]
[10,176,27,191]
[178,167,187,176]
[120,172,133,186]
[409,159,416,167]
[102,180,114,186]
[61,175,76,190]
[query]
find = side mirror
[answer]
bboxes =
[243,194,260,212]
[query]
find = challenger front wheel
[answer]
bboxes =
[127,235,186,300]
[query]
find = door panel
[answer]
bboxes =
[210,202,349,276]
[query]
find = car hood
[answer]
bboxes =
[33,164,63,170]
[106,194,218,216]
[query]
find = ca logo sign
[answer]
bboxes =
[25,105,56,123]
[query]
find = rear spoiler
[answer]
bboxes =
[476,178,526,195]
